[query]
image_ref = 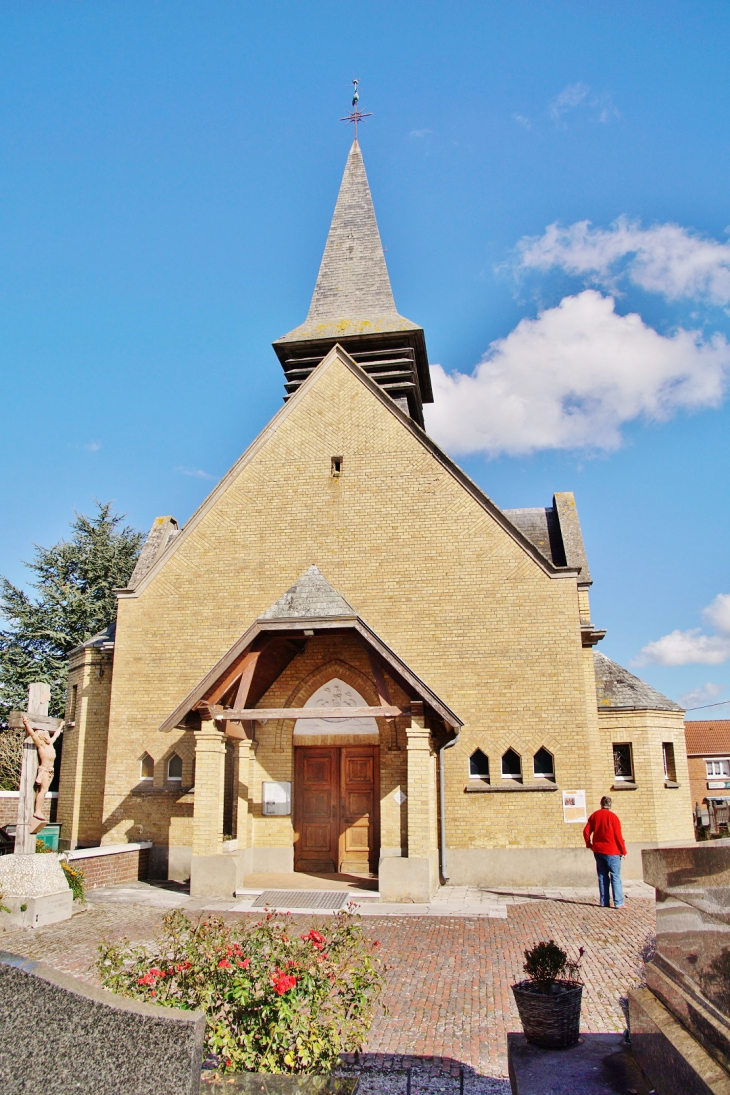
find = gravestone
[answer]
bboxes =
[629,841,730,1094]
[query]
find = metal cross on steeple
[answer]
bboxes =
[339,78,373,138]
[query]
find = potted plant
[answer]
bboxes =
[511,940,584,1048]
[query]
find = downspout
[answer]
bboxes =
[438,728,461,882]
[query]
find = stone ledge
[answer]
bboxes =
[611,782,638,791]
[67,841,152,861]
[464,782,558,793]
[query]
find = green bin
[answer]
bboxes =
[36,824,61,851]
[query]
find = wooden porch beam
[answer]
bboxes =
[204,649,261,705]
[198,703,405,722]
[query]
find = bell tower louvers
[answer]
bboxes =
[273,139,433,427]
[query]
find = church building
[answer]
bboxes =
[57,139,694,901]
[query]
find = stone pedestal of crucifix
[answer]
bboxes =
[0,683,73,928]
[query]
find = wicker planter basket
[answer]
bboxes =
[511,979,583,1048]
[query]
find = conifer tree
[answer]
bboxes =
[0,502,144,728]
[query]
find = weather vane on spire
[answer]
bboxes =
[339,79,373,138]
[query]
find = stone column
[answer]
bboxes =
[379,702,439,903]
[192,721,226,858]
[236,736,255,860]
[406,709,432,859]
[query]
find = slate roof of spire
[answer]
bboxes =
[261,565,356,619]
[275,140,421,344]
[594,649,683,712]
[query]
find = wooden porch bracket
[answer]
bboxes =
[195,702,406,723]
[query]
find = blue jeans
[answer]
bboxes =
[594,852,624,907]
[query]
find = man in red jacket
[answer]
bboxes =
[583,795,627,908]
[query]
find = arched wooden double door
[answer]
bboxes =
[293,746,379,875]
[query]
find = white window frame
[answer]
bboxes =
[167,754,183,782]
[706,758,730,778]
[612,742,634,782]
[533,748,555,780]
[501,749,522,780]
[468,749,490,780]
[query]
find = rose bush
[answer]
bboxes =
[97,908,383,1073]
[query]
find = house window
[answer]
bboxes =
[706,758,730,778]
[501,748,522,779]
[662,743,677,782]
[167,754,183,782]
[533,747,555,780]
[469,749,490,780]
[139,753,154,781]
[613,743,634,782]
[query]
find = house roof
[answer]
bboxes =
[274,140,421,346]
[684,721,730,755]
[594,649,683,712]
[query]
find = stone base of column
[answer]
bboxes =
[190,852,247,898]
[0,854,73,928]
[378,852,439,903]
[629,986,730,1094]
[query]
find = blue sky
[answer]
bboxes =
[1,1,729,714]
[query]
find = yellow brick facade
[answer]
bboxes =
[57,348,694,890]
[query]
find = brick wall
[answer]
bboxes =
[67,846,150,890]
[71,348,689,871]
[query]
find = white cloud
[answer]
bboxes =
[84,441,101,452]
[549,82,590,124]
[425,290,730,456]
[636,594,730,667]
[175,466,215,480]
[548,83,618,128]
[518,218,730,305]
[409,128,431,139]
[512,114,531,129]
[678,682,726,710]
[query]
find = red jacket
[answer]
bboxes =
[583,809,627,856]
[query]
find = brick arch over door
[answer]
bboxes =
[273,658,391,750]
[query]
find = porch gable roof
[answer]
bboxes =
[158,570,462,733]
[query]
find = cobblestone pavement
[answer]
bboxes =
[0,890,655,1080]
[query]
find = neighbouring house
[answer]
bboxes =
[55,137,694,901]
[685,720,730,827]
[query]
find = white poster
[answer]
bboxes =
[562,789,587,824]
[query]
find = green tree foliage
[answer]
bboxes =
[0,502,144,727]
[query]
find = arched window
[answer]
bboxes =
[469,749,490,780]
[139,753,154,781]
[167,754,183,782]
[501,748,522,780]
[533,747,555,780]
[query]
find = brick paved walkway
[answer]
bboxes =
[0,893,655,1079]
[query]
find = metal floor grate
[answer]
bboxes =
[251,890,351,910]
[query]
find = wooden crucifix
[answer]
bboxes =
[7,683,64,853]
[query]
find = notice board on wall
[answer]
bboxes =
[562,789,587,824]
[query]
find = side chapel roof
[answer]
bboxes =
[594,649,683,712]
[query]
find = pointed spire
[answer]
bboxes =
[276,140,419,342]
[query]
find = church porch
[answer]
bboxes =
[157,569,462,903]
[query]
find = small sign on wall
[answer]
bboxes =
[562,789,587,824]
[263,781,291,816]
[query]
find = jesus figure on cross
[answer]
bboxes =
[22,715,64,834]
